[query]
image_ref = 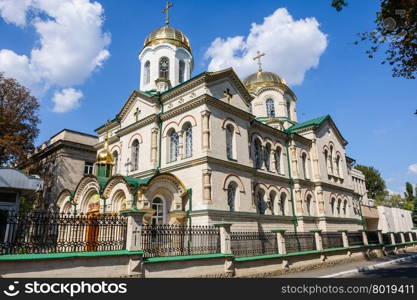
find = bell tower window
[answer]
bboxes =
[159,57,169,79]
[144,61,150,84]
[179,60,185,83]
[266,98,275,118]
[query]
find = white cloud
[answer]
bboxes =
[0,0,110,112]
[52,88,83,113]
[205,8,328,85]
[408,164,417,174]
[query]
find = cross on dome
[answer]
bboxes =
[162,1,173,26]
[253,51,265,72]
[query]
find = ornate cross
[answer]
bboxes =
[134,107,141,122]
[253,51,265,72]
[224,88,232,104]
[162,1,173,26]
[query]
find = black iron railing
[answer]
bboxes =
[393,232,402,244]
[0,211,127,254]
[230,231,278,257]
[382,233,391,245]
[141,225,220,258]
[412,232,417,241]
[347,232,363,246]
[366,231,380,244]
[404,232,411,242]
[321,232,343,249]
[284,232,316,253]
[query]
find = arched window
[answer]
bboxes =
[256,190,265,215]
[184,123,192,158]
[179,60,185,83]
[159,57,169,79]
[275,147,282,174]
[280,193,287,216]
[286,100,291,119]
[324,149,329,174]
[264,144,271,171]
[144,61,150,84]
[266,98,275,118]
[306,194,312,216]
[254,139,262,169]
[131,139,139,171]
[151,197,164,225]
[343,200,348,216]
[301,152,309,179]
[335,155,340,177]
[226,124,234,160]
[330,197,336,215]
[168,130,179,162]
[337,198,342,216]
[329,146,334,175]
[113,151,119,174]
[227,182,237,212]
[269,191,276,215]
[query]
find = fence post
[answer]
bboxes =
[338,230,349,248]
[272,229,287,254]
[120,210,147,251]
[408,232,413,243]
[310,229,323,251]
[360,230,369,245]
[214,222,233,254]
[376,230,383,245]
[400,232,405,244]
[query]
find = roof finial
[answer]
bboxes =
[253,51,265,72]
[162,1,173,27]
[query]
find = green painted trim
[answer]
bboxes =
[213,222,233,226]
[0,250,143,261]
[271,229,286,233]
[119,210,148,214]
[143,253,234,263]
[310,229,321,233]
[235,253,282,262]
[337,230,348,232]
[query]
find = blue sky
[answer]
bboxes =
[0,0,416,194]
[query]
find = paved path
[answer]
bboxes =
[276,251,417,278]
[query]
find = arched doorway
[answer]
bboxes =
[85,192,100,251]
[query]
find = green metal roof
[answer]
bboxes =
[96,176,109,193]
[123,176,152,188]
[285,115,330,133]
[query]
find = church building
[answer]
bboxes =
[57,5,365,232]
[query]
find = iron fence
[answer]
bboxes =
[413,232,417,241]
[366,231,380,244]
[347,232,363,246]
[141,225,220,258]
[382,233,391,245]
[404,232,411,242]
[393,233,402,244]
[284,232,316,253]
[230,231,278,257]
[0,211,127,254]
[321,232,343,249]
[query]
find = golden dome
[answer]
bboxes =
[144,26,191,52]
[96,140,114,165]
[243,71,286,93]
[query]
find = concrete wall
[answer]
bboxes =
[378,206,414,233]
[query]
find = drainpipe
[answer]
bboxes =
[187,188,193,227]
[285,134,298,234]
[358,194,366,231]
[155,92,163,174]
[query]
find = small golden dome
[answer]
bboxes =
[144,26,191,52]
[243,71,286,93]
[96,140,114,165]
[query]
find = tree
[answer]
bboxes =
[354,165,386,199]
[332,0,417,79]
[404,181,415,209]
[0,73,40,167]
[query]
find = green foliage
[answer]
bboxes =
[412,184,417,226]
[333,0,417,79]
[354,165,386,199]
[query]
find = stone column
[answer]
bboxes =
[360,230,369,245]
[311,139,320,180]
[375,230,383,244]
[316,187,325,215]
[201,110,211,151]
[272,229,287,255]
[400,232,406,244]
[202,169,212,204]
[120,210,147,251]
[311,229,323,251]
[294,184,303,215]
[389,232,395,245]
[408,232,414,243]
[214,222,233,254]
[151,127,159,168]
[178,131,184,160]
[290,144,299,178]
[338,230,349,248]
